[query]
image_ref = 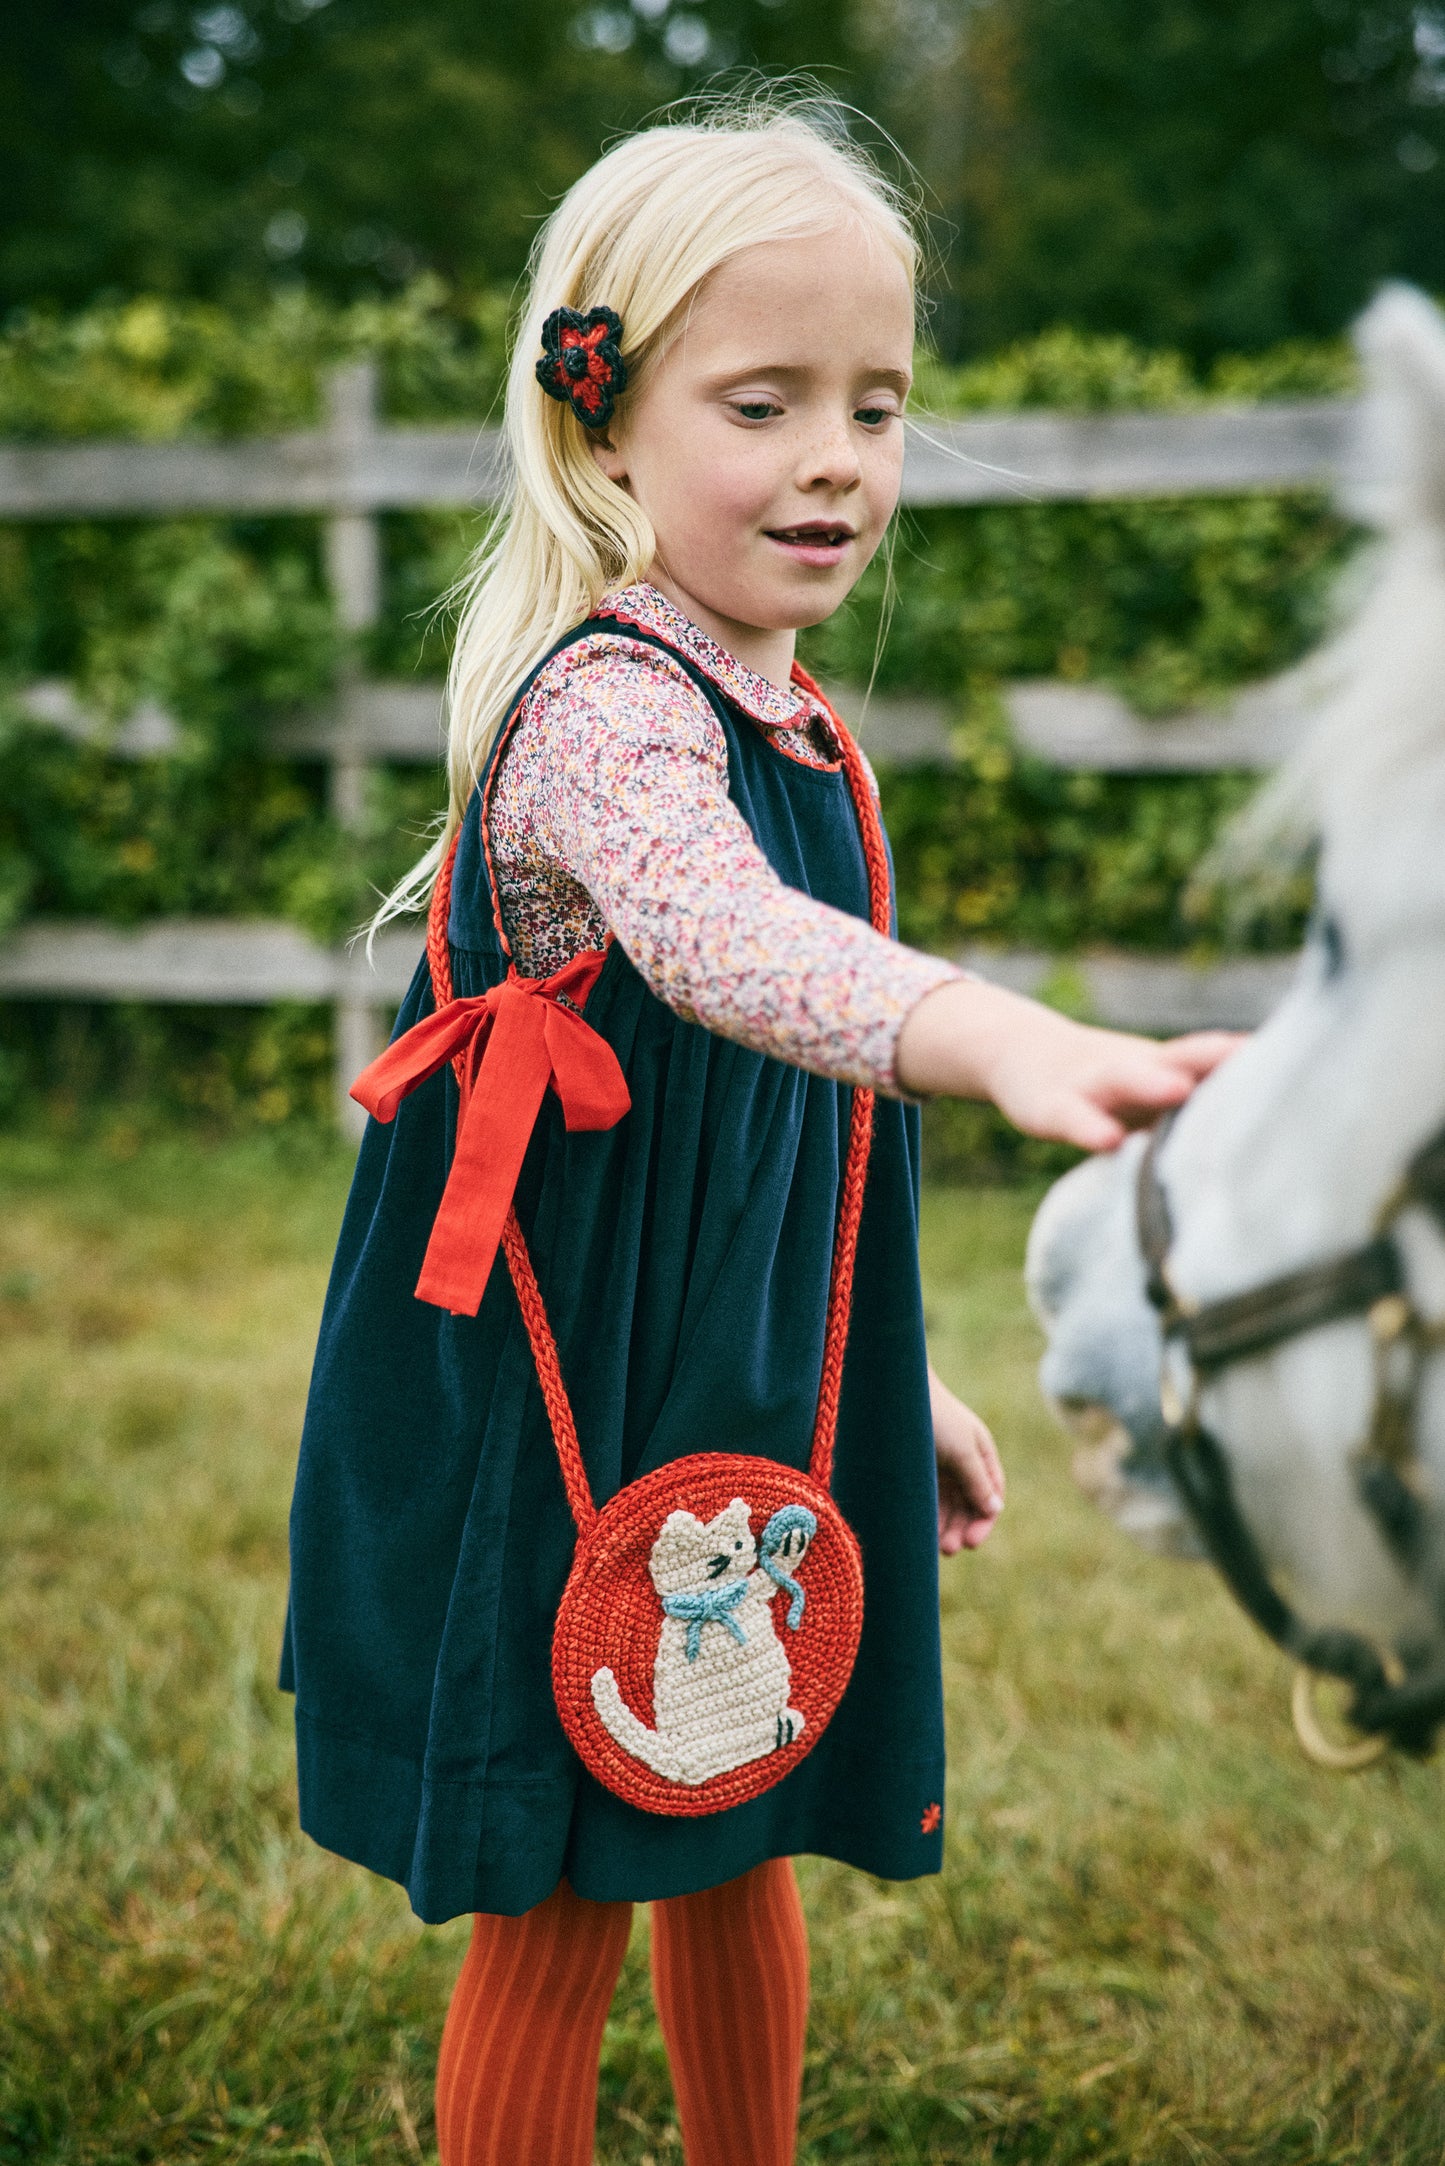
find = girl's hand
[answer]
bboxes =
[896,978,1243,1151]
[931,1365,1004,1555]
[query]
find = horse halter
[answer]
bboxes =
[1136,1114,1445,1764]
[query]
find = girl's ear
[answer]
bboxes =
[590,429,629,489]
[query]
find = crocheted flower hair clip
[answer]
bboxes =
[536,306,628,430]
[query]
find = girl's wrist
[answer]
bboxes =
[895,976,1060,1103]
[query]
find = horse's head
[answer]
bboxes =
[1026,1134,1201,1556]
[1028,284,1445,1757]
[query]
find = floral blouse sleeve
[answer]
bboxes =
[487,633,961,1094]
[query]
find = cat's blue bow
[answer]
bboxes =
[760,1505,818,1631]
[662,1579,749,1661]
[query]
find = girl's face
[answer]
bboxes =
[592,221,914,683]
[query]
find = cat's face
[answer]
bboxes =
[649,1498,757,1598]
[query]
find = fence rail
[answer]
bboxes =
[0,919,424,1006]
[21,667,1325,779]
[0,919,1297,1036]
[16,670,1314,776]
[2,365,1348,1126]
[0,397,1356,522]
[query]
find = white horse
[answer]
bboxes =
[1026,284,1445,1764]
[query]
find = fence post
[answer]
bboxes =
[323,360,385,1136]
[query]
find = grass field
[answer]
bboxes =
[3,1133,1444,2166]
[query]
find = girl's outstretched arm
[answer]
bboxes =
[495,611,1239,1142]
[500,633,963,1089]
[896,979,1242,1151]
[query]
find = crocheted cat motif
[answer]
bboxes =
[590,1496,816,1787]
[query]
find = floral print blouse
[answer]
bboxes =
[487,582,960,1093]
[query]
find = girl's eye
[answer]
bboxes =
[734,400,780,421]
[854,405,896,428]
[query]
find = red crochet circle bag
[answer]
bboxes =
[352,669,884,1818]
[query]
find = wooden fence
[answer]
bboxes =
[0,365,1351,1128]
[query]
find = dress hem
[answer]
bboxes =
[291,1702,946,1923]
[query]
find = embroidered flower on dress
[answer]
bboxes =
[920,1801,942,1834]
[535,307,627,429]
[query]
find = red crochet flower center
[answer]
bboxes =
[552,323,616,416]
[552,1453,864,1818]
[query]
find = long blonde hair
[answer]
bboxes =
[374,94,919,932]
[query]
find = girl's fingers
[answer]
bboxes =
[939,1499,999,1555]
[975,1421,1005,1503]
[1088,1035,1239,1125]
[936,1405,1005,1556]
[931,1375,1005,1552]
[1054,1100,1128,1151]
[1115,1051,1218,1106]
[1097,1036,1244,1116]
[1162,1030,1248,1075]
[950,1426,1002,1515]
[958,1407,1005,1505]
[941,1499,1001,1552]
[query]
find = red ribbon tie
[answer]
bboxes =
[350,951,630,1316]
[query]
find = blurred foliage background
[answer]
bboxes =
[6,1,1445,355]
[0,0,1434,1130]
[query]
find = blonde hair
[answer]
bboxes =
[374,93,919,933]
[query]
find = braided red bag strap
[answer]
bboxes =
[798,680,892,1490]
[423,684,890,1520]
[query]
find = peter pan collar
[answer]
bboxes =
[601,582,829,734]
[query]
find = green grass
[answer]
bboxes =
[2,1134,1443,2165]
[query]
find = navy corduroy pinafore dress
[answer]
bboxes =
[281,617,946,1922]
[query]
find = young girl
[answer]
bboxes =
[281,101,1235,2166]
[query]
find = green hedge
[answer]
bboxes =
[0,295,1346,1133]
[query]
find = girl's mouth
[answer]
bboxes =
[764,522,856,567]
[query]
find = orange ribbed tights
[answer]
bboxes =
[434,1858,809,2166]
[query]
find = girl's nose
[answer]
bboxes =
[797,415,864,492]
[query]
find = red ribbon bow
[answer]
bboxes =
[351,951,630,1317]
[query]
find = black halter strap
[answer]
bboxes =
[1137,1115,1406,1372]
[1136,1112,1445,1755]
